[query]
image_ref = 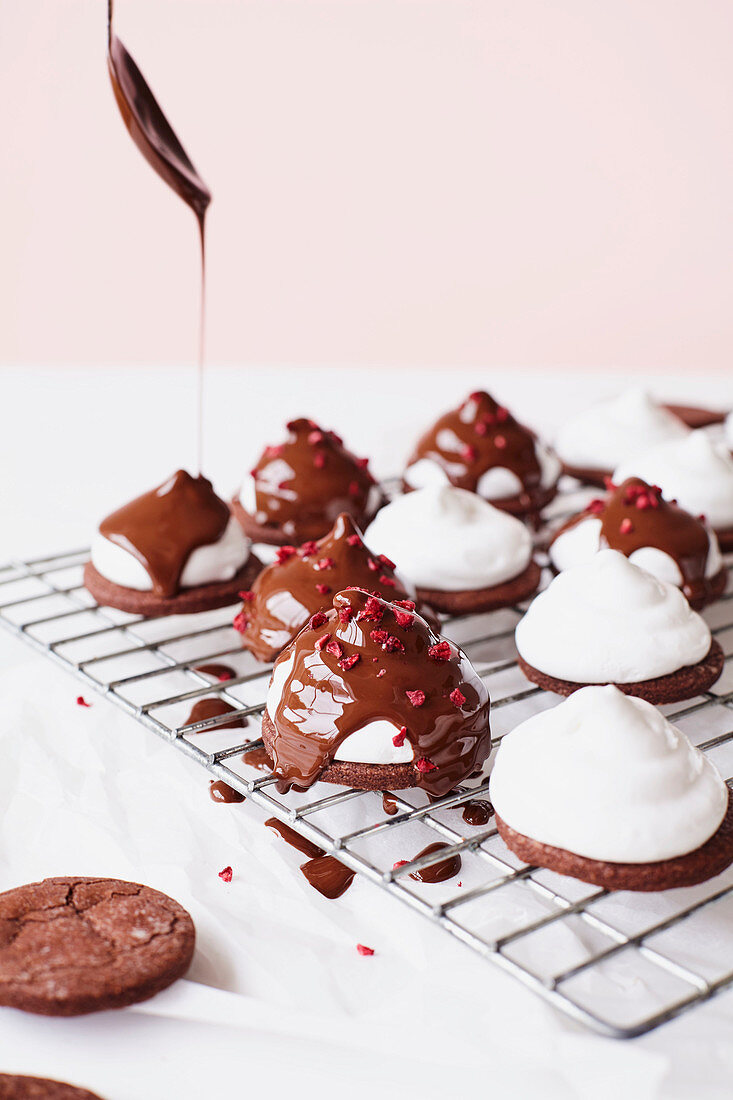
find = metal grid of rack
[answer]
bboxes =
[1,487,732,1040]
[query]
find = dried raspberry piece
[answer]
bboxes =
[346,534,363,548]
[635,494,652,511]
[309,611,328,629]
[428,641,451,661]
[449,688,466,707]
[315,583,331,595]
[405,689,426,707]
[494,434,507,450]
[462,444,477,462]
[277,480,290,491]
[379,574,396,587]
[308,430,324,444]
[356,457,369,469]
[348,481,361,497]
[325,638,343,659]
[265,444,284,459]
[218,866,233,883]
[276,545,297,564]
[370,629,389,645]
[315,633,331,651]
[393,860,409,870]
[652,485,663,497]
[603,476,617,491]
[315,557,335,571]
[357,596,384,623]
[415,757,437,773]
[356,944,375,956]
[313,453,326,469]
[76,695,92,708]
[233,612,249,634]
[299,540,319,558]
[585,499,605,515]
[378,553,396,570]
[367,557,380,572]
[392,727,407,747]
[377,669,386,678]
[339,653,360,671]
[238,590,255,602]
[393,599,416,611]
[394,610,414,629]
[249,467,259,479]
[474,421,488,436]
[619,518,634,535]
[697,513,707,523]
[496,406,509,422]
[384,635,404,653]
[338,606,354,624]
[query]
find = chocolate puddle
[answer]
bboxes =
[382,794,399,816]
[209,780,245,804]
[409,842,462,883]
[461,799,493,827]
[185,696,247,731]
[242,745,273,771]
[300,856,356,899]
[195,662,237,681]
[265,818,325,860]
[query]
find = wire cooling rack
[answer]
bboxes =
[1,484,732,1040]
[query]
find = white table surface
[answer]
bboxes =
[0,364,732,1100]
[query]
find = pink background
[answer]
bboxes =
[1,0,732,371]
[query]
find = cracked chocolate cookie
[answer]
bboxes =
[0,1076,104,1099]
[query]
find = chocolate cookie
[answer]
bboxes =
[517,639,724,705]
[663,403,728,430]
[416,559,542,616]
[716,525,733,553]
[261,710,417,790]
[83,554,262,618]
[0,877,195,1016]
[230,497,300,547]
[0,1076,103,1100]
[496,793,733,891]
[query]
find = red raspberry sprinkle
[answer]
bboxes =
[379,553,396,570]
[356,944,375,956]
[313,453,326,469]
[277,480,290,491]
[76,696,92,708]
[462,444,477,462]
[384,635,405,653]
[346,534,363,548]
[315,557,335,571]
[635,494,652,511]
[494,434,507,450]
[603,476,617,491]
[356,457,370,469]
[474,421,488,436]
[315,634,331,651]
[405,689,426,707]
[276,545,297,564]
[392,727,407,747]
[315,583,331,595]
[394,610,414,629]
[309,611,328,629]
[428,641,451,661]
[238,590,255,602]
[249,467,259,479]
[697,513,707,523]
[357,596,384,623]
[233,612,249,634]
[450,688,466,707]
[379,574,396,587]
[308,430,324,445]
[496,406,509,422]
[338,606,354,624]
[265,444,284,459]
[586,499,605,515]
[367,557,380,572]
[393,860,409,870]
[300,541,318,558]
[394,599,416,611]
[619,518,634,535]
[348,481,360,497]
[325,638,343,659]
[415,757,437,773]
[339,653,361,671]
[377,669,386,678]
[218,866,233,883]
[652,485,663,497]
[370,629,389,645]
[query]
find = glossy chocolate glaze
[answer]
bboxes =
[300,855,356,899]
[409,842,462,883]
[553,477,718,606]
[209,780,245,804]
[462,799,493,827]
[241,745,274,771]
[184,697,247,731]
[265,818,325,860]
[99,471,230,597]
[406,392,549,513]
[195,663,237,681]
[237,419,383,543]
[237,512,420,663]
[382,794,399,816]
[266,588,491,798]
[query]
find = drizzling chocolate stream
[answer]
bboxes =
[107,0,211,472]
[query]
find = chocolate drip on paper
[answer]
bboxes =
[409,843,462,883]
[209,780,245,804]
[300,856,356,899]
[184,696,247,732]
[266,588,491,799]
[194,663,237,681]
[462,799,492,827]
[265,818,325,860]
[237,512,418,663]
[407,392,546,513]
[99,471,230,597]
[239,420,382,543]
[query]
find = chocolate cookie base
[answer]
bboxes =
[0,877,195,1017]
[517,639,724,705]
[261,711,417,790]
[663,403,727,430]
[0,1076,103,1100]
[496,794,733,891]
[83,554,262,618]
[231,496,384,548]
[559,461,612,489]
[716,525,733,553]
[416,559,542,616]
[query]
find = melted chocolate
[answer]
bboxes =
[407,392,547,514]
[99,471,230,597]
[553,478,717,606]
[185,697,247,731]
[241,745,273,771]
[461,799,493,827]
[209,780,245,804]
[409,842,462,883]
[300,855,356,899]
[107,0,211,471]
[267,588,491,798]
[195,662,237,681]
[382,794,399,816]
[238,512,419,663]
[238,420,382,543]
[265,818,325,859]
